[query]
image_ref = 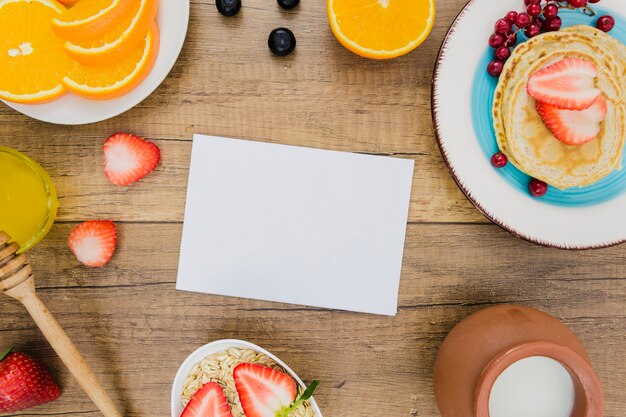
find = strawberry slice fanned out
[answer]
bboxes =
[536,94,607,146]
[103,133,160,186]
[181,382,233,417]
[527,58,601,110]
[68,221,117,268]
[234,363,319,417]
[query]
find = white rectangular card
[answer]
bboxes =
[177,135,414,315]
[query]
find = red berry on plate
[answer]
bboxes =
[495,18,512,34]
[505,11,518,24]
[527,3,541,17]
[487,60,504,77]
[491,152,508,168]
[544,16,562,32]
[527,58,600,110]
[536,95,607,146]
[489,32,505,48]
[68,220,117,268]
[524,0,540,5]
[596,15,615,32]
[0,349,61,413]
[181,382,233,417]
[529,179,548,197]
[103,133,161,186]
[495,46,511,60]
[234,363,297,417]
[515,12,531,28]
[568,0,587,8]
[543,4,558,19]
[525,24,541,38]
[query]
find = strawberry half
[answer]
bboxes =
[527,58,601,110]
[536,94,607,146]
[0,347,61,413]
[68,220,117,267]
[103,133,160,186]
[181,382,233,417]
[234,363,319,417]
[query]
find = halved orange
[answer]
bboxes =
[51,0,136,43]
[62,23,160,99]
[327,0,435,59]
[63,0,158,65]
[0,0,74,103]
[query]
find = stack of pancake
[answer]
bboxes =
[492,25,626,189]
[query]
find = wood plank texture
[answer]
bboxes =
[1,224,625,417]
[0,1,624,417]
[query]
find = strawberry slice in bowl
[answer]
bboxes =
[527,58,601,111]
[234,363,319,417]
[181,382,233,417]
[536,94,608,146]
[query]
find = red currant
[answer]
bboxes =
[495,18,512,34]
[527,3,542,17]
[596,15,615,32]
[529,179,548,197]
[495,46,511,60]
[588,0,600,2]
[515,12,531,28]
[544,16,562,31]
[525,24,541,38]
[524,0,540,5]
[491,152,508,168]
[568,0,588,8]
[543,4,558,19]
[489,33,505,48]
[505,11,518,24]
[487,60,504,77]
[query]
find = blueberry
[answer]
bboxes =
[277,0,299,10]
[268,28,296,56]
[216,0,241,17]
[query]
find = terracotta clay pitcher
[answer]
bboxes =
[433,304,604,417]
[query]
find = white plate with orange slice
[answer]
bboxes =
[0,0,189,125]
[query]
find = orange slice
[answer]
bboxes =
[63,0,158,65]
[327,0,435,59]
[62,23,159,99]
[0,0,74,103]
[51,0,136,43]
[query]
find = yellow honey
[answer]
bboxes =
[0,147,58,253]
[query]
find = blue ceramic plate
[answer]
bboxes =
[433,0,626,248]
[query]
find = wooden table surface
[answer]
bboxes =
[1,1,625,416]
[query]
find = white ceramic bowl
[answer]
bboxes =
[171,339,323,417]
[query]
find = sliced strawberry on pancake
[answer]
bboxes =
[536,94,607,146]
[527,58,601,110]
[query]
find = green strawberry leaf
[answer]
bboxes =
[0,346,14,362]
[277,380,320,417]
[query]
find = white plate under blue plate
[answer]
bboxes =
[1,0,190,125]
[433,0,626,249]
[170,339,323,417]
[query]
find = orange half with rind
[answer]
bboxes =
[62,23,160,100]
[0,0,74,103]
[327,0,435,59]
[63,0,158,65]
[51,0,136,43]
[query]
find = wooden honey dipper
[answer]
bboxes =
[0,231,123,417]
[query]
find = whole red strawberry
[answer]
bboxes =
[0,347,61,413]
